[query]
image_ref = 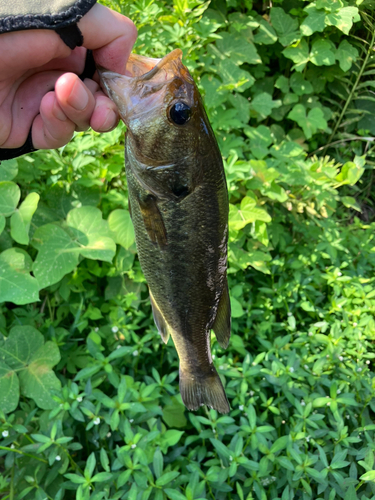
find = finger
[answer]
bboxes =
[90,92,119,132]
[0,30,71,80]
[32,91,76,149]
[1,70,65,148]
[78,4,137,74]
[83,78,100,95]
[55,73,96,131]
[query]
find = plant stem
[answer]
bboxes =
[322,29,375,156]
[0,446,47,464]
[10,467,14,500]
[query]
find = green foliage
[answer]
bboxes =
[1,0,375,499]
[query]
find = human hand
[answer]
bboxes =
[0,3,137,151]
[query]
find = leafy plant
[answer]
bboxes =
[1,0,375,499]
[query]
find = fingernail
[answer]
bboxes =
[100,109,118,131]
[53,101,67,121]
[68,80,89,110]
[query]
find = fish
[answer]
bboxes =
[98,49,231,414]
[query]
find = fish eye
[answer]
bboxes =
[169,102,191,125]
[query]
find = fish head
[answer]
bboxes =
[98,49,209,163]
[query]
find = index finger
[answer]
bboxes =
[78,3,137,75]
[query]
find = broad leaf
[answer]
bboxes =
[270,8,299,46]
[108,209,135,249]
[18,341,61,409]
[336,40,358,71]
[326,6,359,35]
[67,206,116,261]
[0,159,18,182]
[10,192,40,245]
[216,32,261,65]
[310,39,336,66]
[283,39,309,72]
[0,181,20,217]
[0,249,39,305]
[0,362,19,413]
[288,104,327,138]
[300,5,326,36]
[251,93,281,118]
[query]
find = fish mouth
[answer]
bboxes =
[98,49,193,121]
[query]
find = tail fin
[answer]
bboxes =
[179,366,230,414]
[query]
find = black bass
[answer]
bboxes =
[99,49,231,414]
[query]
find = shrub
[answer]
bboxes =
[1,1,375,499]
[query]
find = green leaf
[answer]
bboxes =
[326,6,359,35]
[0,326,60,410]
[0,325,43,369]
[153,449,163,479]
[269,8,299,46]
[0,249,39,305]
[270,436,288,453]
[66,206,116,261]
[91,472,113,482]
[336,40,358,72]
[210,438,232,459]
[0,214,5,236]
[344,485,357,500]
[108,209,135,249]
[19,341,61,410]
[283,39,309,72]
[341,196,361,212]
[230,296,244,318]
[32,224,80,289]
[251,92,281,118]
[155,471,180,487]
[310,39,336,66]
[360,470,375,482]
[275,75,289,94]
[10,192,40,245]
[164,489,187,500]
[288,104,327,139]
[216,32,261,65]
[300,5,326,36]
[217,59,255,92]
[290,73,313,96]
[229,197,271,231]
[336,162,364,185]
[163,397,187,428]
[85,452,96,479]
[64,474,86,484]
[161,430,184,447]
[0,159,18,181]
[0,181,20,217]
[0,362,19,413]
[253,18,278,45]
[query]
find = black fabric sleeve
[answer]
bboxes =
[0,0,97,49]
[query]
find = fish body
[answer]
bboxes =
[99,50,231,413]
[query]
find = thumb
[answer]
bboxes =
[77,3,137,74]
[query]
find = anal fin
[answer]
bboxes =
[212,281,231,349]
[179,365,230,414]
[149,288,170,344]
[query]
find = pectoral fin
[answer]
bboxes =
[149,289,170,344]
[138,194,167,248]
[212,281,231,349]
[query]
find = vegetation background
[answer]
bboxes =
[1,0,375,499]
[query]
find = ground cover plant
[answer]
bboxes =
[1,0,375,499]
